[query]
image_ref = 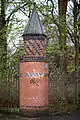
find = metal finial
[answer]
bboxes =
[33,2,36,7]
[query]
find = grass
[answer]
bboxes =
[0,108,19,114]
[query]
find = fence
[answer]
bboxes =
[0,64,19,109]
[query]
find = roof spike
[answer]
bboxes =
[23,2,44,36]
[33,2,36,7]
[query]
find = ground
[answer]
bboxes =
[0,111,80,120]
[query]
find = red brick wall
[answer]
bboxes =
[20,62,48,110]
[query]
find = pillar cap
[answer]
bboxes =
[23,2,44,36]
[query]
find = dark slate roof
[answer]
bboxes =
[23,3,44,35]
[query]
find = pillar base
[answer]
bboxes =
[19,108,49,118]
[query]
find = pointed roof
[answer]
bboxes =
[23,3,44,35]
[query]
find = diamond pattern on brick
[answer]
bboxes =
[24,40,44,57]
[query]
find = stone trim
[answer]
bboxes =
[20,105,48,108]
[19,56,47,62]
[22,34,46,41]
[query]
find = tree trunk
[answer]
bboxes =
[73,0,79,105]
[58,0,68,72]
[0,0,7,96]
[58,0,68,103]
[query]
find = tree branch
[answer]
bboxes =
[6,3,27,24]
[67,28,74,43]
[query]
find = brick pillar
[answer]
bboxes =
[19,34,48,116]
[19,3,48,117]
